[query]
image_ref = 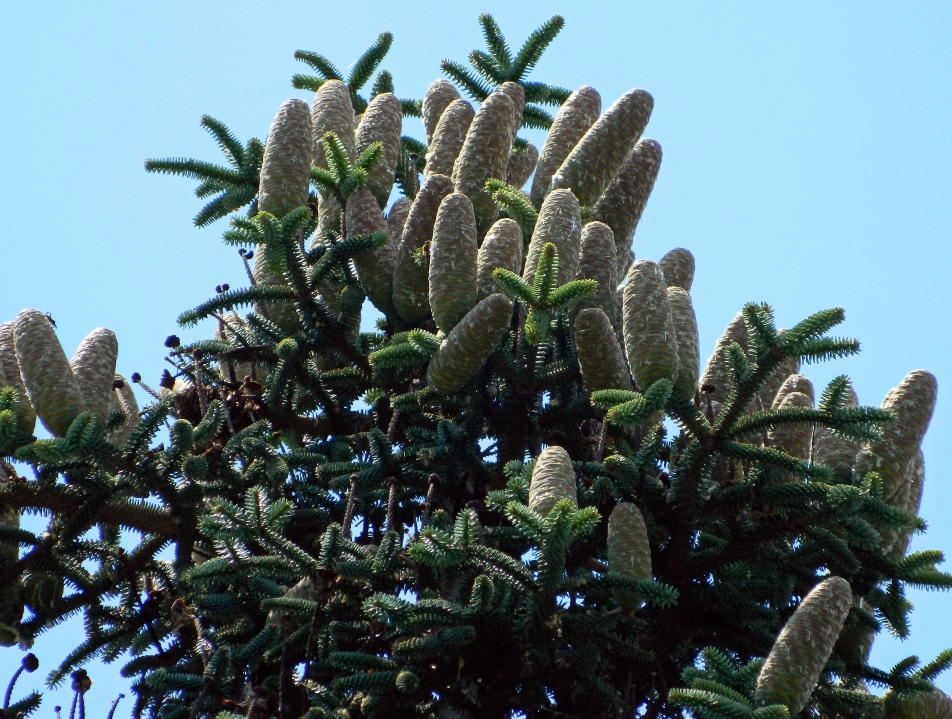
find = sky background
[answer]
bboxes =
[1,0,951,714]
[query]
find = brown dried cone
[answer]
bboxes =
[311,81,356,240]
[355,92,402,208]
[253,99,313,329]
[523,189,582,287]
[476,219,523,301]
[393,174,455,324]
[754,576,853,715]
[592,139,663,274]
[14,309,87,437]
[551,89,654,207]
[622,260,680,391]
[105,373,138,448]
[667,287,700,399]
[345,189,397,318]
[574,221,618,326]
[0,464,22,646]
[426,293,513,395]
[658,248,695,291]
[767,391,814,467]
[497,81,525,139]
[758,352,801,410]
[812,387,860,472]
[387,196,411,247]
[853,370,937,506]
[452,90,516,234]
[883,686,952,719]
[506,142,539,190]
[425,99,475,178]
[69,327,119,426]
[429,193,479,333]
[0,320,36,434]
[573,308,631,393]
[771,374,815,408]
[698,313,749,405]
[607,502,651,608]
[530,86,602,207]
[422,79,461,144]
[528,445,577,516]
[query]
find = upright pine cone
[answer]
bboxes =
[550,89,654,206]
[106,373,139,448]
[574,221,619,326]
[530,86,602,207]
[497,81,525,139]
[425,99,475,178]
[0,320,36,434]
[755,576,852,715]
[523,189,582,288]
[476,219,523,301]
[667,287,699,399]
[429,193,478,333]
[506,142,539,190]
[812,387,860,474]
[767,391,814,464]
[574,308,631,393]
[355,92,402,208]
[758,353,801,410]
[771,374,815,408]
[607,502,651,608]
[883,688,952,719]
[658,248,695,291]
[528,446,577,516]
[622,260,679,391]
[14,309,87,437]
[69,327,119,427]
[421,79,461,144]
[426,293,513,394]
[311,81,356,237]
[699,313,749,405]
[345,188,397,318]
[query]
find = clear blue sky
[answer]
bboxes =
[2,1,950,714]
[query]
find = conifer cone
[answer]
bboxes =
[699,313,749,405]
[883,687,952,719]
[393,174,455,324]
[574,222,618,326]
[530,86,602,207]
[592,139,663,273]
[767,391,814,464]
[667,287,699,399]
[14,309,87,437]
[0,320,36,434]
[106,373,138,448]
[853,370,937,506]
[345,189,397,318]
[452,90,517,234]
[658,248,695,291]
[758,353,801,410]
[574,308,631,393]
[497,81,525,139]
[69,327,119,427]
[622,260,679,391]
[0,464,22,646]
[355,92,402,208]
[311,81,356,238]
[607,502,651,608]
[476,219,523,301]
[215,312,254,382]
[551,89,654,207]
[387,196,411,246]
[506,142,539,190]
[528,446,577,516]
[422,79,462,144]
[523,189,582,287]
[892,450,925,558]
[426,293,513,394]
[253,99,313,329]
[755,576,852,715]
[771,374,815,408]
[429,193,479,334]
[812,387,860,472]
[425,99,475,178]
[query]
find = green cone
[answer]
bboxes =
[257,99,313,218]
[523,189,582,288]
[575,222,618,326]
[551,89,654,207]
[755,576,852,715]
[607,502,651,608]
[884,687,952,719]
[345,188,397,318]
[393,174,455,324]
[356,92,402,209]
[658,248,695,291]
[0,320,36,434]
[452,89,517,235]
[667,287,699,399]
[14,309,87,437]
[592,138,663,273]
[311,79,356,165]
[699,313,749,405]
[528,446,577,516]
[812,387,860,472]
[426,293,512,394]
[622,260,679,391]
[422,79,461,144]
[477,219,523,301]
[530,86,602,208]
[574,308,631,393]
[429,193,479,333]
[767,391,814,464]
[70,327,118,427]
[853,370,937,506]
[506,142,539,190]
[425,99,475,178]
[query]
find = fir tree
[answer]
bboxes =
[1,14,950,719]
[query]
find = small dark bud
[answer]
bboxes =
[192,348,205,361]
[112,379,125,391]
[221,283,230,292]
[22,653,39,672]
[130,372,141,383]
[44,312,56,328]
[159,369,175,390]
[215,285,223,293]
[659,472,670,481]
[238,248,249,258]
[164,335,181,349]
[701,383,716,394]
[243,250,254,260]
